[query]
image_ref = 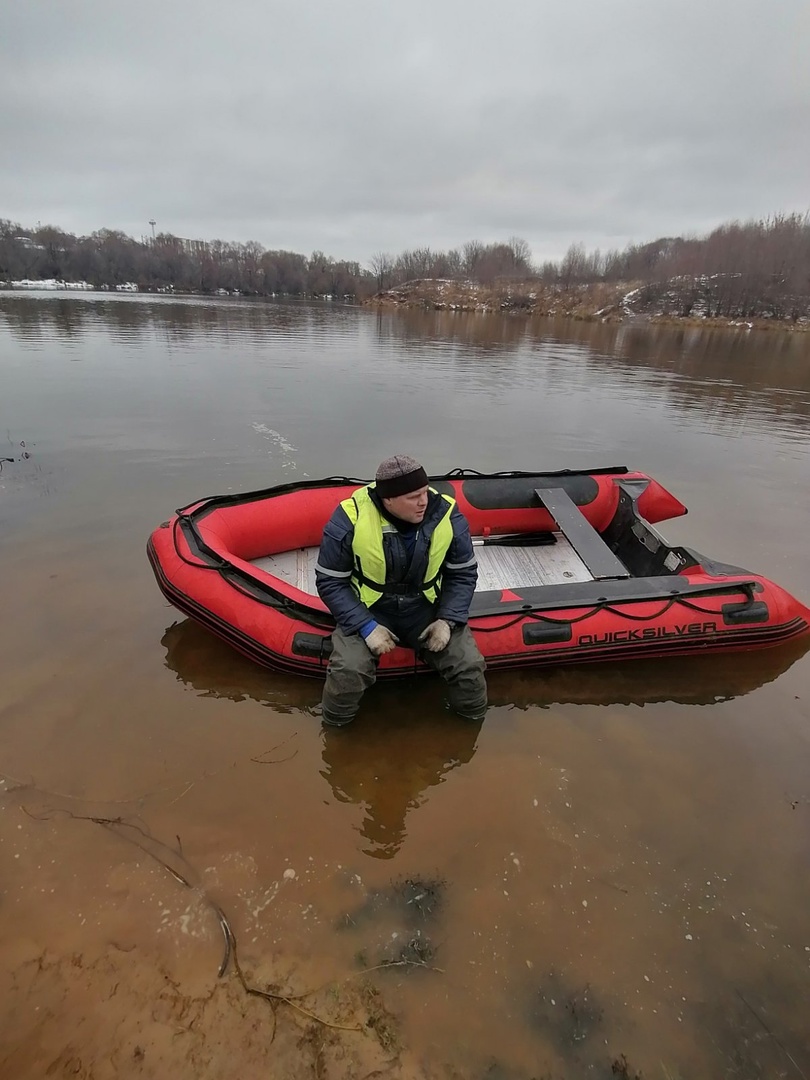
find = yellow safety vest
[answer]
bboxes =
[341,484,455,607]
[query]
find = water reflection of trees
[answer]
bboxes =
[603,322,810,430]
[373,307,532,355]
[375,309,810,429]
[3,294,808,431]
[0,296,51,343]
[0,294,359,350]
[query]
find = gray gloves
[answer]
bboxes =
[363,620,454,655]
[363,624,399,656]
[419,619,452,652]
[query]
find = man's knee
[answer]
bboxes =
[328,630,377,681]
[321,630,377,724]
[443,629,487,720]
[437,626,486,679]
[426,627,487,712]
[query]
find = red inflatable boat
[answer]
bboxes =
[147,467,810,677]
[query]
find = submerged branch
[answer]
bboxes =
[735,989,808,1080]
[1,734,299,811]
[21,805,364,1034]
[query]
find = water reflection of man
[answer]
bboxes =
[320,711,484,859]
[315,455,487,727]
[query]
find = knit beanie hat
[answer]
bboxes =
[374,454,429,499]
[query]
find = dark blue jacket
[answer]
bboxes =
[315,488,478,636]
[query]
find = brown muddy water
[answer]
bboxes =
[1,292,809,1080]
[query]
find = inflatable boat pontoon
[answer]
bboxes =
[147,467,810,677]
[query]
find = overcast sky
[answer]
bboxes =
[2,0,808,266]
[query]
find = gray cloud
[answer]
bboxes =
[2,0,808,265]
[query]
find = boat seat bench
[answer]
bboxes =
[534,487,630,581]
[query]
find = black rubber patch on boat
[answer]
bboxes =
[292,632,334,659]
[462,476,599,510]
[721,600,769,625]
[522,622,573,645]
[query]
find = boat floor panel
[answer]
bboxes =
[251,534,593,595]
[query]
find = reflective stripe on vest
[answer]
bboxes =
[340,484,455,607]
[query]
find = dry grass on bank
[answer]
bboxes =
[366,278,810,331]
[368,278,622,319]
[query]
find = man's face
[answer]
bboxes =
[383,485,429,524]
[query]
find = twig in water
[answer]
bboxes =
[593,876,629,895]
[4,766,226,808]
[250,750,299,765]
[251,732,300,765]
[736,989,808,1080]
[23,805,364,1034]
[2,771,149,806]
[4,736,297,809]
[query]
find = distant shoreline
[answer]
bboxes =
[3,278,808,332]
[365,279,810,332]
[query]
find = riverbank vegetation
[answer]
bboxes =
[371,214,810,327]
[1,212,808,326]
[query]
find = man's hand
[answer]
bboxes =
[364,625,399,656]
[419,619,452,653]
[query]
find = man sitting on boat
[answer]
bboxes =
[315,454,488,727]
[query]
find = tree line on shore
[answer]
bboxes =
[1,212,808,320]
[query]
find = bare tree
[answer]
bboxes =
[462,240,485,276]
[507,236,533,272]
[369,251,394,291]
[3,213,806,319]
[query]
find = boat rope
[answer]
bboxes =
[469,589,753,634]
[442,465,628,479]
[221,568,334,630]
[169,507,756,640]
[169,515,335,630]
[171,517,224,570]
